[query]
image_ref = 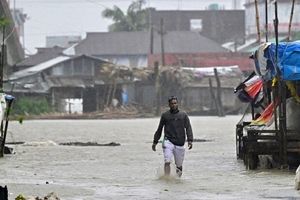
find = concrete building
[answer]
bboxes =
[46,35,82,48]
[149,9,245,45]
[244,0,300,38]
[71,31,229,68]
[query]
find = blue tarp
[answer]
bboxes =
[264,41,300,80]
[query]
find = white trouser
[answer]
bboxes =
[162,139,185,167]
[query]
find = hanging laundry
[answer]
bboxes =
[250,102,275,126]
[234,72,264,107]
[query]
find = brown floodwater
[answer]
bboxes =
[0,116,299,199]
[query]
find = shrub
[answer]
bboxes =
[11,96,52,115]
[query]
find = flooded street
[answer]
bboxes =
[0,116,299,199]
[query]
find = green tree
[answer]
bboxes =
[12,96,52,116]
[102,0,151,32]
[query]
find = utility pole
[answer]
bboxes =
[159,18,165,66]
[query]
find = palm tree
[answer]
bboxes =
[102,0,150,32]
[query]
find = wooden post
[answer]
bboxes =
[96,87,99,111]
[154,61,161,116]
[111,68,119,105]
[274,1,287,168]
[214,68,225,117]
[51,89,56,110]
[281,81,287,167]
[255,0,261,43]
[0,97,14,158]
[0,137,3,157]
[106,84,113,107]
[208,77,218,115]
[68,99,71,114]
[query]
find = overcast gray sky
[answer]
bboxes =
[13,0,244,54]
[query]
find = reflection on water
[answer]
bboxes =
[0,116,299,199]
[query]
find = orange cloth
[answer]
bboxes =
[244,79,263,99]
[250,102,274,126]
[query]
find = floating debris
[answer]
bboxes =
[193,138,212,142]
[16,192,60,200]
[59,142,120,146]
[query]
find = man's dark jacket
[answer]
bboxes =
[153,109,193,146]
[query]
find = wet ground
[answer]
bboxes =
[0,116,299,199]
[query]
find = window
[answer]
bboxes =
[83,58,93,75]
[190,19,203,32]
[73,58,83,75]
[63,61,72,75]
[52,65,64,76]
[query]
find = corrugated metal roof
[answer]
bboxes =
[186,76,243,88]
[238,37,287,52]
[74,31,229,56]
[16,46,65,67]
[10,56,71,80]
[46,77,93,88]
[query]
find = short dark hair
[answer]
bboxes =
[168,96,178,103]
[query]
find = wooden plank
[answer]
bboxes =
[246,142,280,154]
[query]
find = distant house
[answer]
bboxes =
[14,46,65,71]
[181,66,243,114]
[73,32,150,68]
[46,35,82,48]
[6,55,132,113]
[149,9,245,45]
[133,66,244,115]
[148,52,253,73]
[70,31,229,68]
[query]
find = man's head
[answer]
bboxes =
[168,96,178,112]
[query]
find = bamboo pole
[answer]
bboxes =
[288,0,296,41]
[154,61,161,116]
[255,0,261,43]
[274,1,288,167]
[265,0,268,42]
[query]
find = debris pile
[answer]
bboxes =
[15,192,60,200]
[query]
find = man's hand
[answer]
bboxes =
[152,143,157,151]
[188,142,193,150]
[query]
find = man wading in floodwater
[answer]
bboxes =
[152,96,193,177]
